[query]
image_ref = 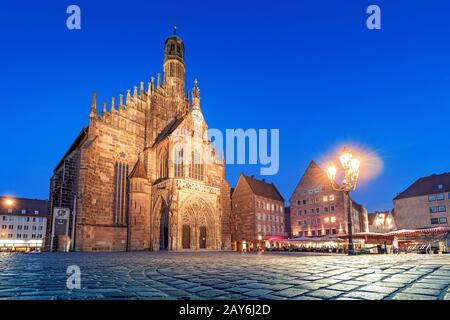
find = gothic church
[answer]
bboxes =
[48,29,232,251]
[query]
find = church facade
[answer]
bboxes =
[48,30,232,251]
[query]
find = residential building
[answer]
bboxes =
[0,196,48,252]
[231,174,286,250]
[394,173,450,229]
[290,160,369,238]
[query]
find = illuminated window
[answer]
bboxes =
[21,210,26,214]
[324,217,329,223]
[330,216,336,223]
[323,195,328,202]
[329,194,335,201]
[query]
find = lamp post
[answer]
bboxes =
[326,147,360,256]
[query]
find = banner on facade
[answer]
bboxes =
[52,207,70,239]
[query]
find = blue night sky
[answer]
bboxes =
[1,0,449,211]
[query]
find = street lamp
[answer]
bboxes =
[326,147,360,255]
[3,198,14,206]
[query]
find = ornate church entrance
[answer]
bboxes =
[178,196,218,250]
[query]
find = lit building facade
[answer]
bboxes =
[290,161,368,237]
[368,211,396,233]
[231,174,286,250]
[0,196,48,252]
[394,173,450,229]
[48,30,231,252]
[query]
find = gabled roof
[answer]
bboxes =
[290,160,329,200]
[241,174,284,202]
[54,126,89,171]
[394,172,450,200]
[129,158,147,179]
[153,116,185,146]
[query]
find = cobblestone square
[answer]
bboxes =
[0,252,449,300]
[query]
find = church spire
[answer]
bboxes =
[89,91,97,119]
[192,79,200,109]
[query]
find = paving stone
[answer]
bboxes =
[0,251,449,300]
[343,291,388,300]
[243,289,273,297]
[392,293,437,300]
[358,285,399,295]
[196,289,227,298]
[306,289,343,299]
[272,288,309,298]
[401,287,442,296]
[328,284,360,291]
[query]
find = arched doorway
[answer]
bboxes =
[179,197,217,250]
[159,206,169,250]
[182,225,190,249]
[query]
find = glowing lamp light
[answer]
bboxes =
[326,165,337,181]
[4,198,14,206]
[339,147,352,169]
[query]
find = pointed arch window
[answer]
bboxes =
[174,146,184,177]
[158,149,169,179]
[189,148,203,181]
[113,162,128,225]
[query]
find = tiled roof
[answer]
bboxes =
[242,174,284,202]
[0,196,48,216]
[153,116,185,146]
[394,172,450,200]
[129,158,147,179]
[54,126,89,171]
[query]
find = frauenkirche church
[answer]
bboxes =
[48,29,232,251]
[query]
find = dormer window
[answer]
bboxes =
[437,184,443,190]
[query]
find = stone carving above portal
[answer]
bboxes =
[153,178,220,195]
